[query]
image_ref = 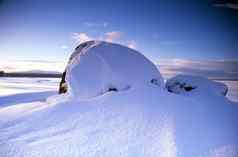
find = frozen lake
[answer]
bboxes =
[0,77,237,102]
[0,77,60,96]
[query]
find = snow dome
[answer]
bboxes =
[62,41,164,99]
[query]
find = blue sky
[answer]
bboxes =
[0,0,238,77]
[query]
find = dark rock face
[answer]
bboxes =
[59,71,67,94]
[150,78,161,86]
[184,86,196,91]
[166,81,196,93]
[222,86,228,96]
[0,71,4,77]
[108,87,118,92]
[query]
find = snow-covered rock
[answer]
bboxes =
[65,41,164,99]
[166,74,228,96]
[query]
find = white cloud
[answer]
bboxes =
[71,31,136,49]
[72,31,123,44]
[72,33,93,44]
[105,31,123,42]
[127,40,137,49]
[84,22,108,27]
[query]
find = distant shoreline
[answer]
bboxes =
[0,72,62,78]
[0,73,238,81]
[210,78,238,81]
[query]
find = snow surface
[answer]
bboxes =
[0,41,238,157]
[1,84,238,157]
[0,77,59,97]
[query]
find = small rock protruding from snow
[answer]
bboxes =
[65,41,164,99]
[166,75,228,96]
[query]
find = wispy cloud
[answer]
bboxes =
[72,32,123,44]
[105,31,123,42]
[127,40,137,49]
[157,59,238,80]
[0,60,66,73]
[84,22,108,27]
[13,60,63,64]
[214,2,238,10]
[71,31,136,49]
[72,33,93,44]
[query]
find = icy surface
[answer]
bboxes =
[65,41,164,99]
[0,42,238,156]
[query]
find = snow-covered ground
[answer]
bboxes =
[0,77,59,107]
[0,77,238,156]
[0,41,238,156]
[0,77,59,97]
[1,77,237,102]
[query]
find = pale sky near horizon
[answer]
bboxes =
[0,0,238,79]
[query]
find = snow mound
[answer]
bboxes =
[65,41,164,99]
[166,75,228,96]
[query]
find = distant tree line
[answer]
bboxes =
[0,71,62,78]
[0,71,4,76]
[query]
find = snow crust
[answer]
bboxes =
[65,41,164,99]
[0,41,238,156]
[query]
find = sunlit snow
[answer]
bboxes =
[0,41,238,157]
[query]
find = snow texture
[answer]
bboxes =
[0,41,238,157]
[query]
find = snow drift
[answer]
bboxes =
[0,41,238,157]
